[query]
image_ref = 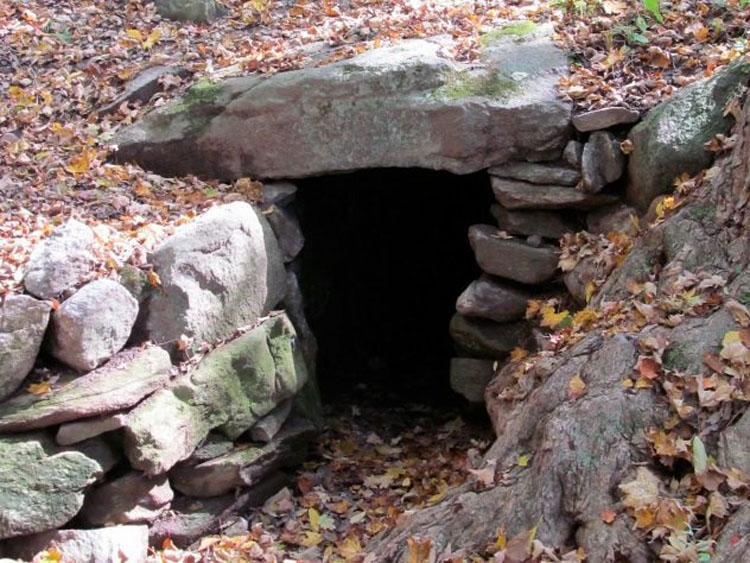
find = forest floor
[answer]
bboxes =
[4,1,750,562]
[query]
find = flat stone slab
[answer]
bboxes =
[488,162,580,186]
[450,358,495,403]
[0,347,171,433]
[449,314,528,359]
[572,107,640,132]
[469,225,559,285]
[490,204,575,240]
[456,275,530,323]
[491,176,618,210]
[114,26,570,179]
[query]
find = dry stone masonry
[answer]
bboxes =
[1,22,749,558]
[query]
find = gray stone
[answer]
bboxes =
[563,256,600,305]
[0,295,51,401]
[100,66,189,115]
[149,474,288,548]
[449,358,495,403]
[586,203,638,235]
[581,131,625,193]
[264,205,304,263]
[23,219,96,299]
[719,409,750,475]
[468,225,558,285]
[0,433,101,539]
[147,202,285,352]
[170,417,315,498]
[572,107,640,132]
[0,526,148,563]
[0,347,170,433]
[124,313,308,474]
[155,0,226,22]
[449,314,528,359]
[562,140,583,167]
[627,57,750,211]
[491,177,618,210]
[114,29,571,179]
[251,398,293,443]
[488,162,580,186]
[56,414,126,446]
[262,182,298,207]
[80,472,173,526]
[490,204,574,240]
[49,279,139,372]
[189,433,235,463]
[283,270,318,379]
[456,276,529,323]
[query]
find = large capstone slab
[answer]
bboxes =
[114,26,571,179]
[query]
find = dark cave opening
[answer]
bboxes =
[294,169,496,406]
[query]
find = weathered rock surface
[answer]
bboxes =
[264,205,304,263]
[114,28,571,179]
[49,279,139,372]
[56,414,126,446]
[23,219,96,299]
[124,313,308,474]
[262,181,297,207]
[149,474,288,548]
[455,276,530,323]
[100,66,188,115]
[490,203,574,240]
[586,202,637,235]
[563,256,600,304]
[468,225,558,284]
[562,139,583,167]
[170,418,315,497]
[0,347,170,433]
[80,472,173,526]
[572,106,640,132]
[251,398,293,443]
[0,295,50,401]
[147,202,285,351]
[0,434,102,539]
[627,57,750,210]
[581,131,625,193]
[491,176,618,210]
[0,526,149,563]
[155,0,226,22]
[487,162,580,186]
[449,314,528,358]
[719,409,750,475]
[449,358,495,403]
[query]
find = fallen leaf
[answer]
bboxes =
[567,373,587,400]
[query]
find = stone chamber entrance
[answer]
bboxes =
[294,169,496,407]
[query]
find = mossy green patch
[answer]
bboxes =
[169,78,222,114]
[432,70,520,101]
[479,21,538,46]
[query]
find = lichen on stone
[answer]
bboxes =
[479,21,538,46]
[431,69,520,101]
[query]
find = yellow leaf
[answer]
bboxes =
[517,454,531,467]
[126,28,143,41]
[584,282,596,304]
[510,347,528,362]
[143,29,162,50]
[27,381,52,395]
[300,530,322,547]
[407,536,433,563]
[495,530,507,549]
[308,507,320,532]
[540,306,571,329]
[573,307,598,327]
[146,269,162,287]
[567,373,587,400]
[338,535,362,561]
[65,150,95,176]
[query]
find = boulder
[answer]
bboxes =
[627,57,750,211]
[0,526,148,563]
[49,279,139,372]
[114,28,570,179]
[449,314,528,358]
[147,202,285,351]
[456,276,530,323]
[262,182,297,207]
[56,414,126,446]
[0,347,171,433]
[124,313,308,474]
[468,225,559,284]
[0,433,102,539]
[80,472,173,526]
[491,177,618,210]
[563,256,600,304]
[170,418,315,498]
[264,205,304,263]
[488,162,580,186]
[155,0,226,22]
[0,295,51,401]
[449,358,495,403]
[490,204,575,240]
[149,474,288,548]
[100,66,189,115]
[572,107,640,132]
[23,219,96,299]
[581,131,625,193]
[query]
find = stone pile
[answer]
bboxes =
[449,108,637,403]
[0,198,322,559]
